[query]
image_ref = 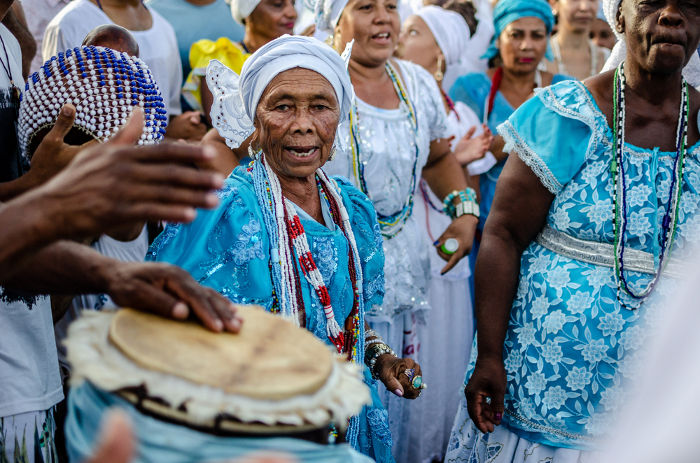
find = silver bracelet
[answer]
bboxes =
[365,343,396,380]
[365,328,379,340]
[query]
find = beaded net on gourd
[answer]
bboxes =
[19,45,168,159]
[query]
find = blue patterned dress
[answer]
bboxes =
[147,166,395,463]
[445,80,700,459]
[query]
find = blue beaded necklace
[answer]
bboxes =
[611,62,689,306]
[349,60,420,239]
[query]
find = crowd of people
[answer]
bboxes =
[2,0,700,462]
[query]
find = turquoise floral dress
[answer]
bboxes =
[147,166,395,463]
[446,80,700,458]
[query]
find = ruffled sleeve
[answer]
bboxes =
[333,176,385,310]
[147,168,274,307]
[497,80,594,195]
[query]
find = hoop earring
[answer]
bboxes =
[434,55,444,82]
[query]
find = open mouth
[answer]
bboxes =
[372,32,392,43]
[286,146,319,159]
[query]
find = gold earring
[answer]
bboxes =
[434,55,444,82]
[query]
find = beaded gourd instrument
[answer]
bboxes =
[18,45,167,159]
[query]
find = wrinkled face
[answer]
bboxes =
[619,0,700,74]
[254,68,340,180]
[248,0,297,41]
[555,0,598,32]
[590,17,617,49]
[334,0,401,67]
[498,17,549,74]
[397,15,442,76]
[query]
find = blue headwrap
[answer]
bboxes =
[481,0,555,61]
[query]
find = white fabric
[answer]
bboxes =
[20,0,71,74]
[451,101,497,176]
[0,23,63,420]
[0,409,55,462]
[42,0,183,116]
[325,59,449,320]
[459,0,494,77]
[230,0,261,23]
[601,0,700,87]
[414,6,472,93]
[445,402,601,462]
[398,184,473,463]
[310,0,347,34]
[208,35,354,149]
[54,226,149,377]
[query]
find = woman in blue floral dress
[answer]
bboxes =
[446,0,700,460]
[148,36,424,463]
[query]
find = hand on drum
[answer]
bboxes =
[103,261,242,333]
[376,354,425,399]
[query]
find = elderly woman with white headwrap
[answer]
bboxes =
[445,0,700,461]
[311,0,481,458]
[182,0,297,120]
[149,35,425,463]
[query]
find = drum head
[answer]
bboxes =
[109,306,334,400]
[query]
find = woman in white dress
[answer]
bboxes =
[312,0,480,459]
[394,4,494,462]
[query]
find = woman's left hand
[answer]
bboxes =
[435,214,478,274]
[375,354,424,399]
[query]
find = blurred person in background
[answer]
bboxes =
[544,0,608,80]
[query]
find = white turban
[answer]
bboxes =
[309,0,348,34]
[602,0,700,87]
[207,35,354,149]
[230,0,261,24]
[414,6,472,92]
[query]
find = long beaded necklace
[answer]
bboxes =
[611,62,689,305]
[349,61,420,239]
[251,155,364,358]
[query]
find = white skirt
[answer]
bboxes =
[445,395,600,463]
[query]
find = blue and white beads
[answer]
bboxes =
[18,45,168,159]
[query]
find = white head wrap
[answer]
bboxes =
[309,0,348,34]
[230,0,261,24]
[414,6,472,92]
[601,0,700,87]
[206,35,354,149]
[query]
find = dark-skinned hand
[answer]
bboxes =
[37,105,224,241]
[376,354,423,400]
[103,261,242,333]
[166,111,208,142]
[435,214,478,275]
[464,356,506,433]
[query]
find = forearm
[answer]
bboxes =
[490,136,508,162]
[422,151,469,200]
[3,5,36,80]
[3,240,112,294]
[0,172,40,202]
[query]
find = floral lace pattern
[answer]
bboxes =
[488,80,700,448]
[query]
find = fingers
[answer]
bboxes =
[110,107,145,145]
[461,126,477,141]
[43,104,77,147]
[124,142,220,170]
[440,252,460,275]
[164,269,243,333]
[384,373,404,398]
[122,162,224,191]
[87,409,134,463]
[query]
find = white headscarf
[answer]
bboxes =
[206,35,354,149]
[230,0,261,24]
[601,0,700,87]
[414,6,472,92]
[310,0,348,34]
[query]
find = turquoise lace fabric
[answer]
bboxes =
[466,80,700,449]
[147,166,394,463]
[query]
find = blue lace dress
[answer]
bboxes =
[147,166,395,463]
[445,80,700,460]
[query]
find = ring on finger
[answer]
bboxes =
[403,368,416,382]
